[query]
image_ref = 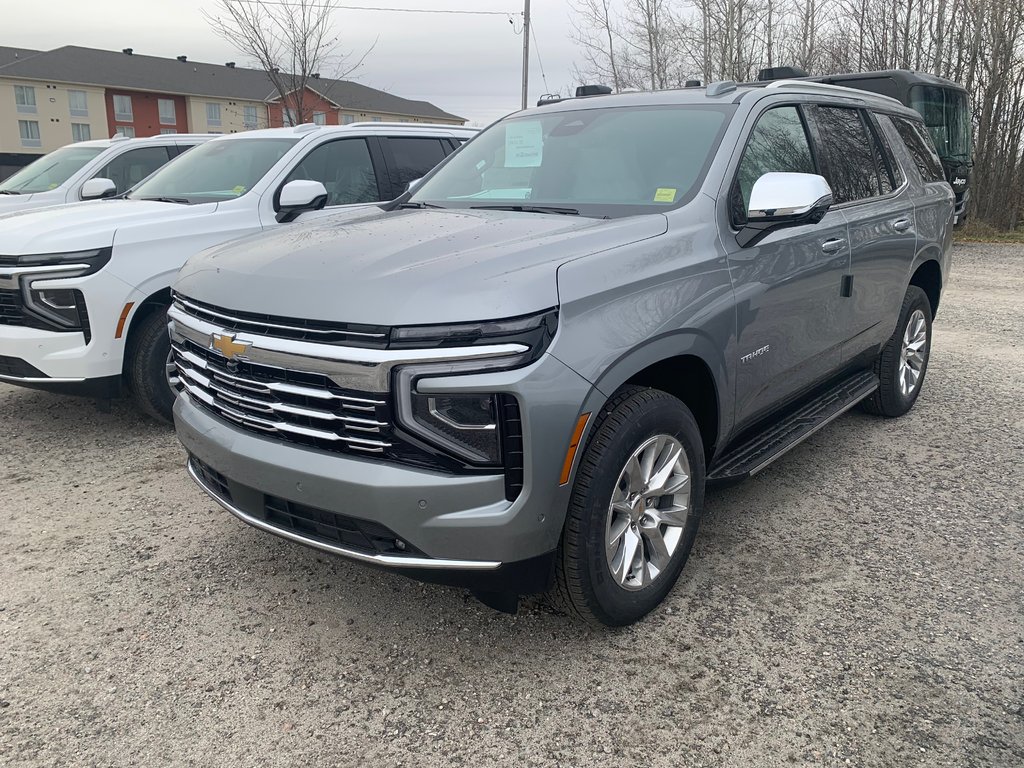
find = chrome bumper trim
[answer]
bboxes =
[0,374,86,383]
[168,304,527,392]
[187,459,503,571]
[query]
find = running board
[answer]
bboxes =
[707,371,879,483]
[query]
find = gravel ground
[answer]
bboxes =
[1,243,1021,767]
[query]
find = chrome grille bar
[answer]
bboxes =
[173,296,388,340]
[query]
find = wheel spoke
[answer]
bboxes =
[638,436,662,486]
[624,455,644,495]
[646,442,683,494]
[641,524,672,569]
[650,503,688,527]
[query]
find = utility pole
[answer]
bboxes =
[521,0,531,109]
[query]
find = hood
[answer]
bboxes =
[0,191,60,214]
[175,207,667,325]
[0,199,218,255]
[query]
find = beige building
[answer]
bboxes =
[0,45,465,177]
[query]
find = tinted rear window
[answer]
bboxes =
[887,115,945,183]
[809,106,880,204]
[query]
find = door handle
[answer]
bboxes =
[892,218,913,232]
[821,237,847,254]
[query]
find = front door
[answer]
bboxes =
[720,104,851,429]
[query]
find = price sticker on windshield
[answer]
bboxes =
[654,188,677,203]
[505,121,543,168]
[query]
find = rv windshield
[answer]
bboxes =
[909,85,971,163]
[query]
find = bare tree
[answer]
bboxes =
[204,0,375,125]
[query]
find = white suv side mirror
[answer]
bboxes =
[737,172,834,247]
[80,177,117,200]
[277,179,329,223]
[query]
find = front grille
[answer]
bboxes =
[0,289,21,325]
[173,336,395,456]
[172,295,391,348]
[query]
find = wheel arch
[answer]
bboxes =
[120,287,173,376]
[585,332,730,463]
[909,258,942,318]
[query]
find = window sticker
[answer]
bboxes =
[232,185,247,195]
[654,187,677,203]
[505,121,543,168]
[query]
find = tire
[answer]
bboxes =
[126,305,177,423]
[860,285,933,418]
[553,386,705,626]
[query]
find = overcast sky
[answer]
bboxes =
[3,0,580,125]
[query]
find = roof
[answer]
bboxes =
[207,123,477,141]
[0,46,42,68]
[0,45,464,122]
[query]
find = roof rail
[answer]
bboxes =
[344,121,473,131]
[706,80,737,97]
[764,79,904,105]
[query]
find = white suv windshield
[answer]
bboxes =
[0,146,105,194]
[128,138,298,204]
[410,104,733,217]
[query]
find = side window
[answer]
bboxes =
[282,138,381,206]
[888,115,945,183]
[94,146,172,193]
[386,137,448,191]
[809,106,881,204]
[731,106,816,224]
[869,113,905,190]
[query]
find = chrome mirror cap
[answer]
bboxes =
[748,172,833,220]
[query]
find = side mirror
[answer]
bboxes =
[276,179,328,223]
[736,172,834,248]
[80,178,117,200]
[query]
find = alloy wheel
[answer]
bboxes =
[898,308,928,397]
[605,434,691,591]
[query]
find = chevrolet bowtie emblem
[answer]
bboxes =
[210,332,250,360]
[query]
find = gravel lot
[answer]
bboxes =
[1,243,1021,767]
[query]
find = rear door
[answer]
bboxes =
[720,103,852,428]
[805,105,917,358]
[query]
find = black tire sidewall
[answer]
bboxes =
[571,393,705,625]
[127,307,175,423]
[885,287,933,414]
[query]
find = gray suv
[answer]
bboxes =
[170,80,953,626]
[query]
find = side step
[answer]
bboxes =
[707,370,879,483]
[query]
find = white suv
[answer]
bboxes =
[0,134,213,213]
[0,122,476,419]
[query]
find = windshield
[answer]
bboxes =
[0,146,105,194]
[127,138,298,203]
[410,104,733,217]
[909,85,972,162]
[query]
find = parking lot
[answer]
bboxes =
[0,242,1020,767]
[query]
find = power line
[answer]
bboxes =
[530,20,548,93]
[226,0,519,15]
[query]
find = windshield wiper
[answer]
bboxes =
[0,190,21,195]
[470,204,580,216]
[135,196,191,204]
[397,201,445,209]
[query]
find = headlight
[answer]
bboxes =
[392,309,554,467]
[0,249,110,337]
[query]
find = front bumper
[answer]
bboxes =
[174,341,592,584]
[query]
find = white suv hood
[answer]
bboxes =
[0,199,218,254]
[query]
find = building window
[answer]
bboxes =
[282,107,297,127]
[114,125,135,138]
[18,120,41,147]
[243,105,258,129]
[206,102,221,126]
[113,94,133,122]
[158,98,176,125]
[313,111,326,125]
[68,90,88,117]
[71,123,91,142]
[371,116,382,122]
[160,128,177,134]
[341,114,355,125]
[15,85,37,114]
